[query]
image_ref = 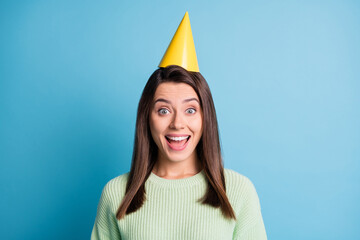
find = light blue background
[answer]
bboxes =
[1,0,359,239]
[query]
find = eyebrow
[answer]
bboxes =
[154,97,200,105]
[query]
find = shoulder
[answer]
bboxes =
[224,168,255,191]
[225,169,267,237]
[104,171,130,191]
[223,168,261,209]
[99,172,130,209]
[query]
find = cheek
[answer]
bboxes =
[150,114,166,135]
[190,117,203,134]
[149,115,159,139]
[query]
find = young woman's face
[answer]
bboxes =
[149,82,203,164]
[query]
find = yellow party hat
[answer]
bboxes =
[158,12,199,72]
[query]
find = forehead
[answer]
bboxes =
[154,82,198,99]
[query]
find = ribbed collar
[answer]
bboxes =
[147,169,206,189]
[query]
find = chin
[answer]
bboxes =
[164,153,189,162]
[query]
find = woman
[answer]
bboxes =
[91,12,267,240]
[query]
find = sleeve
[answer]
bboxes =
[91,182,122,240]
[232,177,267,240]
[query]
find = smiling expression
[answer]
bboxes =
[149,82,203,164]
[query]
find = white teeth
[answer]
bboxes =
[167,136,189,141]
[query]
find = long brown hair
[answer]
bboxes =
[116,65,236,220]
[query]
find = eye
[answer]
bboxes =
[158,108,170,115]
[186,108,196,114]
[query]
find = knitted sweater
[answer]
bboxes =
[91,168,267,240]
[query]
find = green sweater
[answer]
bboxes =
[91,168,267,240]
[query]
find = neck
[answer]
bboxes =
[152,152,202,179]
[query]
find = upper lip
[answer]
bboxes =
[165,134,190,137]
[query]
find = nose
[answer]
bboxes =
[169,111,185,129]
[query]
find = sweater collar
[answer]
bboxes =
[147,169,206,188]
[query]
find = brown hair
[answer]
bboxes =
[116,65,236,220]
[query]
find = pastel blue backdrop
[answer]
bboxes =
[1,0,359,239]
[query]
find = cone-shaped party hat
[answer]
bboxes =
[158,12,199,72]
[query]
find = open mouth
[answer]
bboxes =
[165,135,191,150]
[165,135,190,144]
